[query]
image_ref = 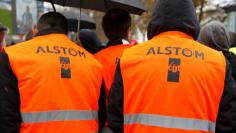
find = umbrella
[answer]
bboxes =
[60,10,96,31]
[40,0,146,15]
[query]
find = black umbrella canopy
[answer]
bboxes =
[107,0,146,15]
[60,10,95,24]
[40,0,146,15]
[59,10,96,30]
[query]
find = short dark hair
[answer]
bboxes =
[102,8,131,39]
[37,12,68,34]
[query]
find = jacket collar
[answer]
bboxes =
[106,34,130,47]
[36,28,66,37]
[153,31,194,40]
[107,38,130,47]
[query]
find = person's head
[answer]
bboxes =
[26,6,30,12]
[37,12,68,34]
[147,0,200,40]
[0,23,7,48]
[198,21,230,52]
[102,8,131,40]
[79,29,102,54]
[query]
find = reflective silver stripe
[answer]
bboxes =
[124,114,215,132]
[21,110,98,123]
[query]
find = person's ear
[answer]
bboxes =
[32,25,38,35]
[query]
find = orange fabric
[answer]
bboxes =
[21,121,98,133]
[95,45,131,94]
[120,31,226,133]
[5,34,103,133]
[124,124,212,133]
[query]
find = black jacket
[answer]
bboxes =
[0,52,21,133]
[108,0,236,132]
[229,52,236,81]
[0,29,106,133]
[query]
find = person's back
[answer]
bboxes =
[95,45,130,93]
[107,0,236,133]
[95,8,132,94]
[0,12,104,133]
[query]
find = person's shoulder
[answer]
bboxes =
[122,41,150,55]
[75,45,103,67]
[95,47,110,56]
[87,52,104,71]
[99,45,124,52]
[195,40,223,55]
[193,41,226,66]
[95,44,132,59]
[5,39,35,52]
[67,43,104,71]
[114,44,132,52]
[94,46,114,64]
[179,37,224,56]
[95,45,119,58]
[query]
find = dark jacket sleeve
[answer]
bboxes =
[0,51,21,133]
[216,59,236,133]
[229,53,236,81]
[98,81,107,132]
[225,51,236,81]
[107,61,124,133]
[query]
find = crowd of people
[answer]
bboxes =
[0,0,236,133]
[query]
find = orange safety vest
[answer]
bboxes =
[95,45,131,94]
[120,31,226,133]
[5,34,103,133]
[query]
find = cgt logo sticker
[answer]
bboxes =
[167,58,181,82]
[60,57,71,78]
